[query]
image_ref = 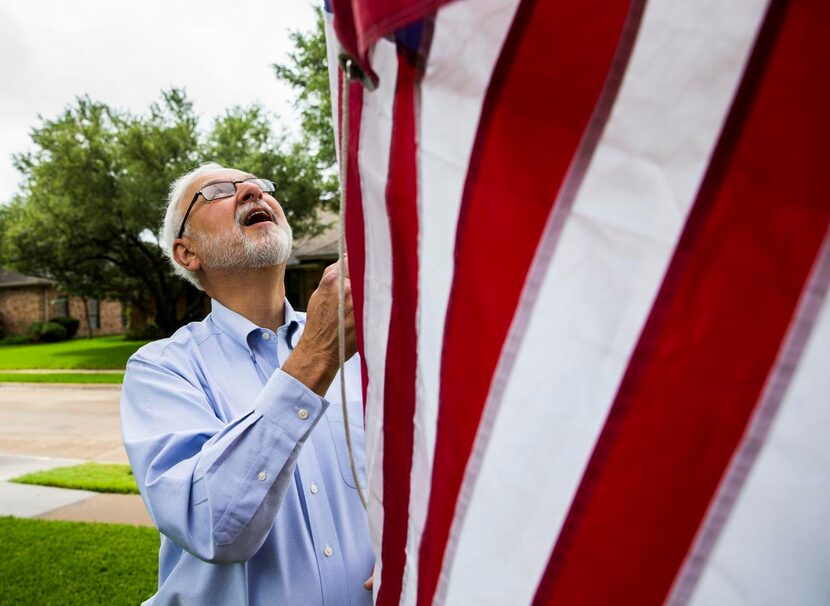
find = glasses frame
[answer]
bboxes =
[176,178,275,239]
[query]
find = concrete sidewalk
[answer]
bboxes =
[0,453,153,527]
[0,383,128,462]
[0,381,155,528]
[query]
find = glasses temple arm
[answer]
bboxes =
[176,191,202,240]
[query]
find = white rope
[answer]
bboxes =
[338,58,368,510]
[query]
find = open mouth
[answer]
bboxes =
[242,207,275,227]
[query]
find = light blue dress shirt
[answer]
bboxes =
[120,299,373,606]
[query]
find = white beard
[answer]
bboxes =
[193,203,293,269]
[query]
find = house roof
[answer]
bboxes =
[287,215,340,265]
[0,269,54,289]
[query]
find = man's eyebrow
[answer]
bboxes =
[201,175,254,187]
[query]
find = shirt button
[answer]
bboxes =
[297,408,309,420]
[262,332,270,340]
[258,471,267,481]
[310,483,319,495]
[324,546,333,557]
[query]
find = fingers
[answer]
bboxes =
[299,260,358,364]
[342,253,350,279]
[321,261,340,281]
[319,263,354,307]
[364,564,375,591]
[321,260,352,289]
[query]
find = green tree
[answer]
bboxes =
[2,92,201,334]
[1,88,332,335]
[273,11,337,198]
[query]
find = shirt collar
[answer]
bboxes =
[282,299,303,347]
[210,298,302,354]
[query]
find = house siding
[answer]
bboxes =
[0,288,48,335]
[67,295,124,336]
[0,286,124,337]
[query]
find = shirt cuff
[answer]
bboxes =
[257,369,329,441]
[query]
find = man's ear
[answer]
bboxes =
[172,239,202,273]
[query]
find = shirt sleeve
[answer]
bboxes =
[120,352,328,564]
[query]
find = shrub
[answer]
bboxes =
[0,335,32,346]
[39,323,68,343]
[27,322,68,343]
[49,316,81,339]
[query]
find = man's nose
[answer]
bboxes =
[235,181,263,204]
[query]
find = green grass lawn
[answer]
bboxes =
[0,372,124,384]
[11,462,139,494]
[0,335,149,370]
[0,516,157,605]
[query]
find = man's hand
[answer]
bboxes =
[282,259,357,396]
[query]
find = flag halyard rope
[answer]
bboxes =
[338,55,368,510]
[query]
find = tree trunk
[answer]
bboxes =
[151,281,207,336]
[82,297,93,339]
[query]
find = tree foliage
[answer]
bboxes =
[1,14,337,336]
[273,12,337,186]
[1,88,332,334]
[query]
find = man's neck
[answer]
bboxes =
[203,265,288,331]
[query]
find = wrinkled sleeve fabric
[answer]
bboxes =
[121,350,327,564]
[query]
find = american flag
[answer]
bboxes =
[324,0,830,604]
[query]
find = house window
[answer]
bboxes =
[88,298,100,330]
[54,296,69,318]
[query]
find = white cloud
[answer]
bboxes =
[0,0,319,202]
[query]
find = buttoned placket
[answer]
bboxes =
[300,428,351,603]
[245,328,279,496]
[274,321,350,604]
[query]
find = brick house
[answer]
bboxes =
[0,269,125,338]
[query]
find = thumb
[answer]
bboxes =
[341,254,350,279]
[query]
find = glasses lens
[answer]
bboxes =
[201,182,237,201]
[245,178,275,193]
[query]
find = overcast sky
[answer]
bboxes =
[0,0,319,204]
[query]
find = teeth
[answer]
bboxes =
[244,210,271,226]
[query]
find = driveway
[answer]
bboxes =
[0,383,153,526]
[0,383,127,463]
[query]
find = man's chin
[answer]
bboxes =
[195,225,292,271]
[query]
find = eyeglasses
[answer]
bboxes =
[177,178,276,239]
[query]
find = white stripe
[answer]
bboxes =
[356,37,398,596]
[687,262,830,606]
[403,1,521,604]
[439,1,770,604]
[323,9,342,167]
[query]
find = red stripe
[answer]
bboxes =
[416,1,637,604]
[375,51,419,606]
[534,1,830,603]
[341,78,370,405]
[670,230,830,604]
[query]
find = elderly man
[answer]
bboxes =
[121,163,373,605]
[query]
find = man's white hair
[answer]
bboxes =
[159,162,226,290]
